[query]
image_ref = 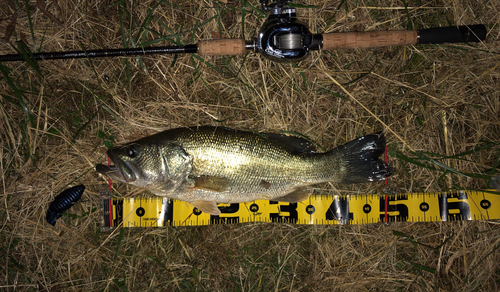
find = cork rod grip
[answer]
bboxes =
[321,30,418,50]
[198,39,247,56]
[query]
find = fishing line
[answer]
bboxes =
[384,146,389,223]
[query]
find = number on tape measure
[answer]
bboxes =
[100,190,500,228]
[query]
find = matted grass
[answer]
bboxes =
[1,0,499,291]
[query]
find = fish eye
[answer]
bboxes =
[125,147,136,158]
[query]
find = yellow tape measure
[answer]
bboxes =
[100,190,500,228]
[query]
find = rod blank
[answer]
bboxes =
[0,45,198,62]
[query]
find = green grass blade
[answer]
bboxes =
[401,0,413,30]
[342,60,377,86]
[245,2,267,18]
[393,230,438,250]
[241,0,248,39]
[410,151,470,178]
[324,0,347,28]
[293,63,308,89]
[419,142,498,159]
[113,227,125,263]
[0,62,34,127]
[23,0,37,52]
[465,242,500,283]
[200,77,219,100]
[112,278,129,292]
[288,3,318,8]
[411,262,435,274]
[15,42,41,76]
[390,149,437,171]
[101,105,124,126]
[134,1,163,44]
[314,87,348,100]
[72,111,98,141]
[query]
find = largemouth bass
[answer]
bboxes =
[96,126,391,215]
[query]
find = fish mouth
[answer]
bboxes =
[95,150,137,183]
[95,164,118,177]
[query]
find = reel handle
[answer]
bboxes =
[321,25,486,50]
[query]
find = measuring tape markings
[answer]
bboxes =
[100,190,499,228]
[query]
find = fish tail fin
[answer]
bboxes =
[334,132,391,184]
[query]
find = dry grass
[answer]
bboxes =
[1,0,499,291]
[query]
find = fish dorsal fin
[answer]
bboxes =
[272,186,312,203]
[260,133,317,154]
[191,201,221,215]
[190,175,230,192]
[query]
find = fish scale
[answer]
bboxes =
[96,126,391,215]
[157,128,335,202]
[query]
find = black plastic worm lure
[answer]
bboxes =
[46,184,85,226]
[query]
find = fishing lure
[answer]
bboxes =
[46,184,85,226]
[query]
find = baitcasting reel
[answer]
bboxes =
[253,0,322,62]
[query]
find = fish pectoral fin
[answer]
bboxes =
[191,201,221,215]
[273,186,312,203]
[190,175,230,192]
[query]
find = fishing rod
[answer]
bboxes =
[0,0,487,63]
